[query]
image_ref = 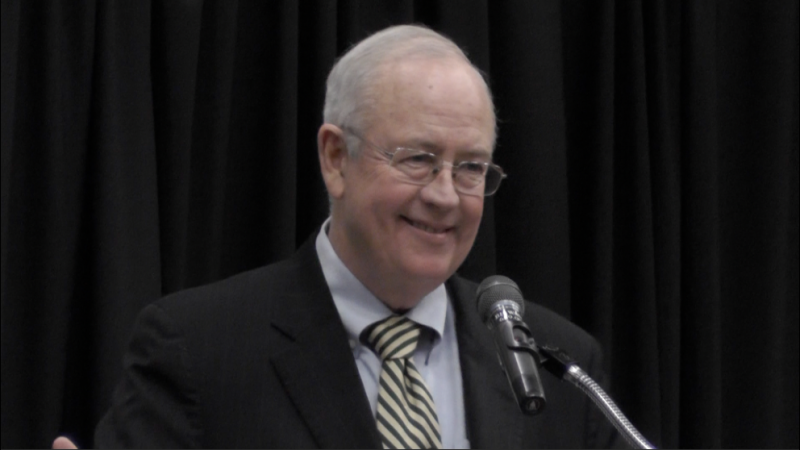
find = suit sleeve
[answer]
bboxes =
[94,303,203,448]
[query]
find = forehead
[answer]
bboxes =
[367,58,496,153]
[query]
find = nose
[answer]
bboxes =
[419,165,460,209]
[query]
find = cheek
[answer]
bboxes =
[350,183,418,239]
[369,184,419,214]
[456,200,484,253]
[462,198,484,229]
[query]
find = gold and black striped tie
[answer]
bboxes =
[366,315,442,449]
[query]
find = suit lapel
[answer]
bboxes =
[265,240,534,448]
[269,239,380,448]
[449,276,529,449]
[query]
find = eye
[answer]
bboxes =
[395,150,437,169]
[458,161,488,175]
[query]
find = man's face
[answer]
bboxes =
[326,57,495,309]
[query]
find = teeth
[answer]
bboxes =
[409,220,446,234]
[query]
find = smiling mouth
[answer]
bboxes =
[403,217,453,234]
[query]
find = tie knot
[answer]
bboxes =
[366,316,423,361]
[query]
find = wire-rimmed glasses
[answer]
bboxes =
[343,128,507,197]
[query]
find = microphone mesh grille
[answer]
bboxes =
[476,275,525,320]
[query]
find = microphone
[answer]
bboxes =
[477,275,546,415]
[477,276,657,448]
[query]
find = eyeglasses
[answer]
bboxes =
[343,128,507,197]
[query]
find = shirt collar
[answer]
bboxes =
[315,217,448,343]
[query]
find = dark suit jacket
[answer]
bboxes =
[94,237,617,448]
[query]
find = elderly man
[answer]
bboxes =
[57,25,616,449]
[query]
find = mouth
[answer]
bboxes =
[402,217,454,235]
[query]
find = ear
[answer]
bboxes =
[318,124,349,199]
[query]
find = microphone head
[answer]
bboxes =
[476,275,525,321]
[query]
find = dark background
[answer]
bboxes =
[2,0,798,448]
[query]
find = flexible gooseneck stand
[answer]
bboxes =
[535,344,656,449]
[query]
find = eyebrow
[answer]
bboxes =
[456,149,493,161]
[402,139,493,160]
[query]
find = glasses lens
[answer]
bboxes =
[484,165,505,196]
[388,146,506,197]
[391,148,437,180]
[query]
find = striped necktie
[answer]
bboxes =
[366,315,442,449]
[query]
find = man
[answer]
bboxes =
[56,25,616,448]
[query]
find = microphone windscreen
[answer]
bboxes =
[476,275,525,320]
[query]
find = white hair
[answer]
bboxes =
[323,24,496,155]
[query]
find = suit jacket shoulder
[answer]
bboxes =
[95,239,380,448]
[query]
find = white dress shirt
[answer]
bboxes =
[315,219,470,448]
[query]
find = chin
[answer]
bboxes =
[401,257,459,283]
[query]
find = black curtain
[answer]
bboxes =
[1,1,797,448]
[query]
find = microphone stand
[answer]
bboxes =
[532,343,656,449]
